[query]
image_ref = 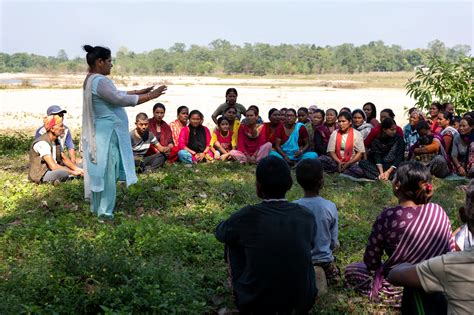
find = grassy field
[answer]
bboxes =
[0,132,465,314]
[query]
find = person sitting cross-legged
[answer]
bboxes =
[130,112,166,173]
[294,159,340,290]
[269,108,318,165]
[215,156,317,314]
[29,115,83,183]
[344,161,454,309]
[35,105,77,164]
[388,180,474,315]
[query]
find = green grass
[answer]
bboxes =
[0,132,465,314]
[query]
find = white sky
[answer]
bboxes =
[1,0,472,58]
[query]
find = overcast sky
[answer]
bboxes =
[0,0,472,58]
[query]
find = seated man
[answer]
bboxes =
[388,180,474,314]
[29,115,83,183]
[294,159,340,289]
[35,105,77,164]
[130,113,166,172]
[215,156,317,314]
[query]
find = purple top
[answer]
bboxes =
[364,205,419,270]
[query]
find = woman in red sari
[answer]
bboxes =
[148,103,174,162]
[262,108,282,145]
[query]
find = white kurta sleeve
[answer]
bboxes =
[96,78,139,107]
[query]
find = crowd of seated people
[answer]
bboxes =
[26,87,474,313]
[29,88,474,179]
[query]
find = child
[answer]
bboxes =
[177,110,213,165]
[215,156,317,313]
[130,112,166,172]
[294,159,340,287]
[210,117,233,161]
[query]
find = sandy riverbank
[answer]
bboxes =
[0,74,414,132]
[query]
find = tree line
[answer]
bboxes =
[0,39,470,76]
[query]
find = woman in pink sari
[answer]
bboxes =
[345,161,454,307]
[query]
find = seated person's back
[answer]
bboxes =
[215,156,316,313]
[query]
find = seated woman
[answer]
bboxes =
[318,112,365,177]
[359,118,405,180]
[269,108,318,165]
[345,161,454,307]
[297,107,310,124]
[403,108,425,154]
[210,117,233,161]
[177,110,213,164]
[312,109,332,156]
[352,109,373,140]
[230,108,272,164]
[438,110,459,171]
[262,108,281,145]
[169,106,189,162]
[222,106,240,150]
[241,105,263,125]
[325,108,338,134]
[148,103,174,162]
[363,102,380,128]
[408,121,450,178]
[451,116,474,177]
[427,102,443,134]
[364,108,404,148]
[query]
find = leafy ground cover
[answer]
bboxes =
[0,132,465,314]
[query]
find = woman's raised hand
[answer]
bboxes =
[151,85,167,99]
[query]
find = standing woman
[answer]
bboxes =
[148,103,174,162]
[169,106,189,163]
[318,112,365,176]
[363,102,380,128]
[269,108,317,165]
[82,45,166,218]
[211,88,246,124]
[325,108,338,134]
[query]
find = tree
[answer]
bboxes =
[405,56,473,113]
[56,49,68,62]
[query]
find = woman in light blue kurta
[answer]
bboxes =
[82,45,167,218]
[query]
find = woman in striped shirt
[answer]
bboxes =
[345,161,454,307]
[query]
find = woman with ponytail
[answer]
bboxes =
[345,161,454,309]
[82,45,167,218]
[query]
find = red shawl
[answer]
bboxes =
[335,127,354,163]
[148,118,173,146]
